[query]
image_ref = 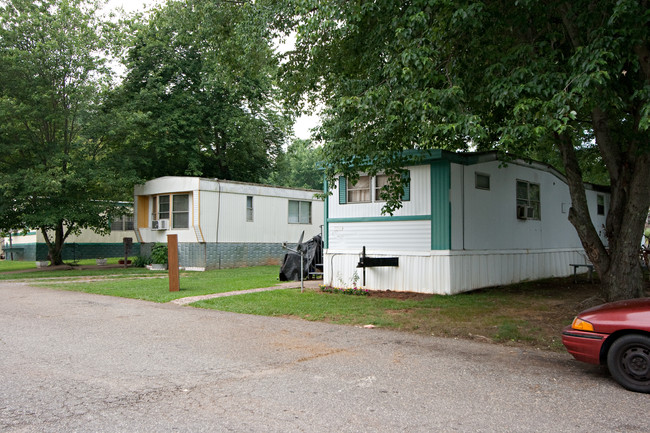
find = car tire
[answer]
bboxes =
[606,334,650,393]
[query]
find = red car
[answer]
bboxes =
[562,297,650,393]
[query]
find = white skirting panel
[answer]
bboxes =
[323,249,588,295]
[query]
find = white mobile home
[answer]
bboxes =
[325,150,609,294]
[134,177,324,270]
[1,214,138,262]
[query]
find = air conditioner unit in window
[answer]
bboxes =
[151,219,169,230]
[516,205,528,220]
[526,206,535,219]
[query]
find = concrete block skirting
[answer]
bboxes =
[151,242,288,270]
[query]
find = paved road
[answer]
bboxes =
[1,282,648,432]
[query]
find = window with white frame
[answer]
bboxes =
[516,180,541,220]
[347,175,371,203]
[172,194,189,228]
[246,196,254,222]
[374,174,389,201]
[288,200,311,224]
[341,172,410,204]
[153,194,190,228]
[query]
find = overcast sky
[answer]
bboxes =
[103,0,318,140]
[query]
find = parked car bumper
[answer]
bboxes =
[561,326,609,364]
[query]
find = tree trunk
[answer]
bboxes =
[601,246,645,301]
[40,222,68,266]
[556,132,650,302]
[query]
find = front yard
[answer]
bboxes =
[2,260,647,351]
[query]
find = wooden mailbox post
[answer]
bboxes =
[167,234,180,292]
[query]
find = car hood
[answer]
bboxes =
[578,297,650,334]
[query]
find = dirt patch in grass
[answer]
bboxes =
[331,277,649,352]
[368,290,435,301]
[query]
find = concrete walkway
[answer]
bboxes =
[169,279,323,305]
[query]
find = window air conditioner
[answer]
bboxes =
[516,205,528,220]
[151,219,169,230]
[526,206,535,219]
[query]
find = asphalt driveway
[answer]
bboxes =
[1,281,648,432]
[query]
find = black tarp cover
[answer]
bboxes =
[279,234,322,281]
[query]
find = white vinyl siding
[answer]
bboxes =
[328,220,431,251]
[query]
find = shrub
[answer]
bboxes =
[320,285,370,296]
[150,244,168,265]
[132,255,152,268]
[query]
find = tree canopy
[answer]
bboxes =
[108,0,290,183]
[279,0,650,301]
[265,138,324,190]
[0,0,134,265]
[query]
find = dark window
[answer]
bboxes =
[597,194,605,215]
[475,173,490,190]
[246,196,254,222]
[516,180,541,220]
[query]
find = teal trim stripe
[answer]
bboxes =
[327,215,431,223]
[430,160,451,250]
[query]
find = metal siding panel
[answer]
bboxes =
[216,194,324,244]
[323,252,452,294]
[328,221,430,251]
[324,248,590,295]
[448,249,589,293]
[462,161,599,251]
[199,191,219,242]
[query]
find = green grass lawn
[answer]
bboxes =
[35,265,284,303]
[191,279,605,351]
[0,258,152,281]
[0,260,39,272]
[3,260,615,351]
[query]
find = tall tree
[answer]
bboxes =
[109,0,289,183]
[280,0,650,301]
[0,0,133,265]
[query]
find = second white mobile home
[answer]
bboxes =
[134,177,323,270]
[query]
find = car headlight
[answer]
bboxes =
[571,317,595,332]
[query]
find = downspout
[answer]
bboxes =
[462,164,465,251]
[196,189,207,269]
[324,177,334,286]
[216,180,222,269]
